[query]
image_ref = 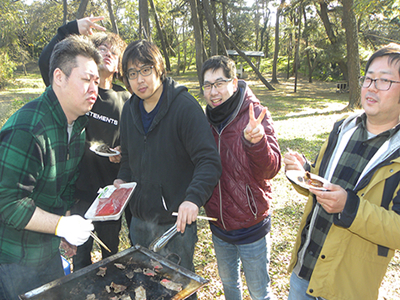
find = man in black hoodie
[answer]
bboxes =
[39,16,131,270]
[114,40,221,299]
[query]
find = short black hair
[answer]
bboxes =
[201,55,236,83]
[122,40,166,82]
[365,43,400,76]
[49,35,101,85]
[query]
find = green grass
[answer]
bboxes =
[1,67,399,299]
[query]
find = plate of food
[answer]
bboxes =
[286,170,329,191]
[85,182,137,221]
[90,143,120,157]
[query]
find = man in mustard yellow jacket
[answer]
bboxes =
[284,43,400,300]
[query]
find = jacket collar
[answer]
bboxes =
[129,77,187,134]
[216,80,255,130]
[321,112,400,189]
[46,86,88,133]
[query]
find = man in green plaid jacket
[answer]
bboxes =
[0,35,102,300]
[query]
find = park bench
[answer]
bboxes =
[336,82,348,93]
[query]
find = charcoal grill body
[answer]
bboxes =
[19,245,208,300]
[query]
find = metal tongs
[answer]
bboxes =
[149,224,178,252]
[149,213,218,252]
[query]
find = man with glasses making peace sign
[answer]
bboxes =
[284,44,400,300]
[201,55,281,300]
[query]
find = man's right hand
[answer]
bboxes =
[55,215,94,246]
[77,16,106,36]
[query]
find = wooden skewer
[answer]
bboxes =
[172,212,217,221]
[90,231,111,253]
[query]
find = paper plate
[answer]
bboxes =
[286,170,329,191]
[89,144,120,157]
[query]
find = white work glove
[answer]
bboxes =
[55,215,94,246]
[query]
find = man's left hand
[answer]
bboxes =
[311,183,347,214]
[109,145,121,163]
[176,201,199,233]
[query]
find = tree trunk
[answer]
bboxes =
[343,0,361,109]
[76,0,89,19]
[212,0,226,55]
[287,14,293,79]
[183,16,187,73]
[139,0,151,41]
[214,21,275,90]
[107,0,119,34]
[177,34,181,75]
[63,0,67,25]
[188,0,203,86]
[222,2,229,48]
[258,7,270,53]
[187,46,195,71]
[302,5,312,83]
[317,0,348,80]
[272,0,284,83]
[294,4,302,93]
[306,50,313,83]
[306,50,320,83]
[197,0,207,62]
[149,0,170,71]
[162,28,176,56]
[254,0,260,50]
[203,0,217,56]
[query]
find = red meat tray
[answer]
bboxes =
[84,182,137,221]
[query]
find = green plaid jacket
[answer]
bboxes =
[0,86,87,266]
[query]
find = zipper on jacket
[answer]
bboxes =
[217,134,226,230]
[162,196,168,211]
[141,135,148,178]
[246,184,258,219]
[66,124,83,161]
[66,129,79,161]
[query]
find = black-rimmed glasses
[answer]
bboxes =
[203,78,233,92]
[359,76,400,91]
[126,66,154,80]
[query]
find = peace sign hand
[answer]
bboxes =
[244,102,267,144]
[77,16,106,36]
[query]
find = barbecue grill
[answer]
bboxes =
[19,245,208,300]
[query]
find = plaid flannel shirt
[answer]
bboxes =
[296,114,400,280]
[0,86,87,266]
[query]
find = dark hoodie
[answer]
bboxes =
[118,77,222,224]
